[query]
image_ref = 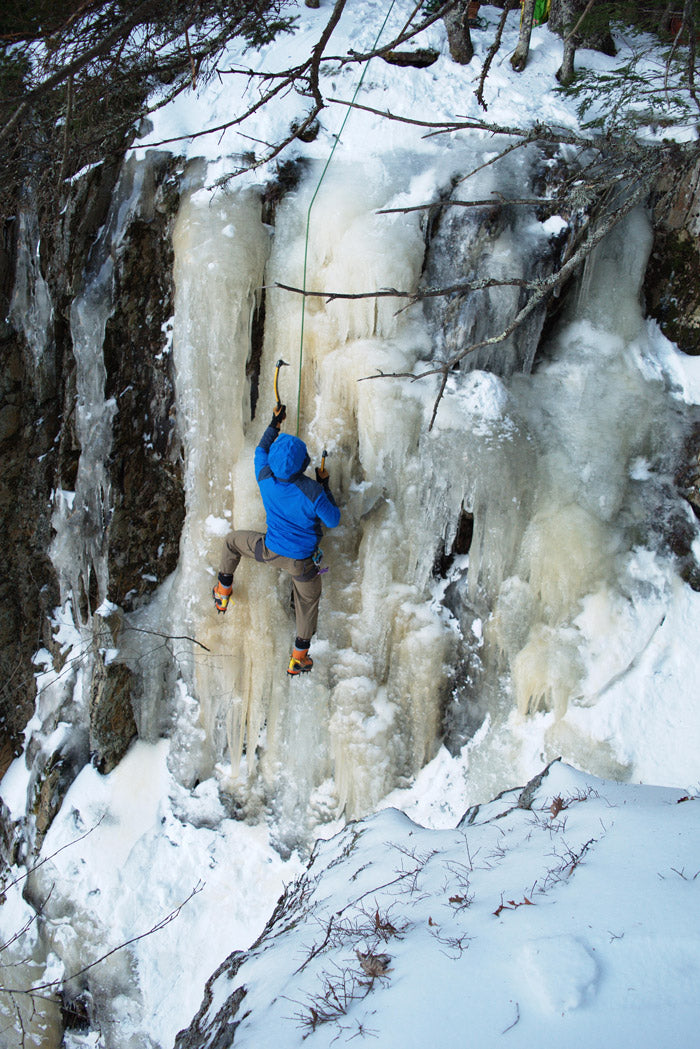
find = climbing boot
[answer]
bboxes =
[212,579,233,613]
[287,647,313,676]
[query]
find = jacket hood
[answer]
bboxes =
[268,433,310,480]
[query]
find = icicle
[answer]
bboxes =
[466,207,689,737]
[9,210,54,385]
[49,157,150,623]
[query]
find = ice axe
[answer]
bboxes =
[317,448,330,484]
[274,358,288,408]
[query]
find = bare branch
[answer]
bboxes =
[274,274,536,303]
[327,100,609,155]
[328,97,464,133]
[377,195,556,215]
[419,176,660,425]
[326,1,460,68]
[348,169,660,430]
[1,821,104,897]
[308,0,348,109]
[429,371,450,431]
[454,137,533,186]
[134,68,303,151]
[565,0,596,41]
[0,0,155,147]
[0,884,204,996]
[136,1,460,159]
[476,0,517,109]
[121,626,211,652]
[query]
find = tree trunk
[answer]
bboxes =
[660,3,674,33]
[556,32,576,84]
[511,0,535,72]
[444,1,474,64]
[549,0,616,56]
[683,0,697,102]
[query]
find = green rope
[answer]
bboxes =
[295,0,399,435]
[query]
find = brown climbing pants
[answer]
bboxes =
[219,530,322,640]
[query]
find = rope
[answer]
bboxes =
[295,0,399,435]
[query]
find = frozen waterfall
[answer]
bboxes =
[4,135,699,1049]
[27,142,697,859]
[120,150,695,847]
[160,157,460,845]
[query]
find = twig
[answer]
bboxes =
[295,915,335,975]
[1,820,104,897]
[0,883,204,996]
[454,137,532,186]
[502,1002,520,1033]
[476,0,517,110]
[121,625,211,652]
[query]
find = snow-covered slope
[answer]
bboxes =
[176,761,700,1049]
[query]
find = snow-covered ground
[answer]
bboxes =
[180,760,700,1049]
[1,4,700,1047]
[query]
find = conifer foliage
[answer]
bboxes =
[0,0,293,223]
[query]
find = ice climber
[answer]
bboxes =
[212,403,340,675]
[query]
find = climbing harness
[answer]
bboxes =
[312,547,328,575]
[295,0,399,436]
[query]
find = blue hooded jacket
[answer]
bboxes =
[254,426,340,559]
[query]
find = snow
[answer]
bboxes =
[204,513,232,537]
[16,741,304,1048]
[2,3,700,1048]
[181,762,700,1049]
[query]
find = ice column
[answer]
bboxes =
[168,180,271,777]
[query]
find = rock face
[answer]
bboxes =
[90,654,137,774]
[0,153,130,764]
[88,609,137,774]
[0,151,185,786]
[645,155,700,356]
[103,159,185,611]
[1,216,64,763]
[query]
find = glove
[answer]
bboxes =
[315,466,329,485]
[270,403,286,429]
